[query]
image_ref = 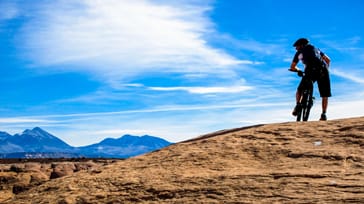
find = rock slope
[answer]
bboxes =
[4,117,364,203]
[0,159,114,202]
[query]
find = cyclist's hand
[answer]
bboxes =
[289,68,299,72]
[297,70,304,77]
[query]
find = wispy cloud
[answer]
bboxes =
[19,0,244,83]
[0,101,286,120]
[211,34,290,59]
[149,85,253,94]
[320,36,364,53]
[332,68,364,84]
[0,117,49,123]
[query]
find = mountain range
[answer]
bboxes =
[0,127,172,159]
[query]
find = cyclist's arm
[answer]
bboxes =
[289,52,300,71]
[322,54,331,67]
[289,61,300,72]
[319,50,331,67]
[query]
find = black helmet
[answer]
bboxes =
[293,38,309,47]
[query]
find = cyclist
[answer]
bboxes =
[289,38,331,121]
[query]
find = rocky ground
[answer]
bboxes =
[1,117,364,203]
[0,158,119,202]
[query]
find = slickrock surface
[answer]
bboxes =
[3,117,364,203]
[0,159,115,202]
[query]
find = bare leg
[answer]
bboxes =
[296,91,301,103]
[322,97,328,113]
[292,91,302,116]
[320,97,328,120]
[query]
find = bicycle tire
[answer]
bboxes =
[296,104,302,121]
[293,71,314,122]
[302,96,312,121]
[302,89,313,121]
[296,89,312,122]
[302,105,311,121]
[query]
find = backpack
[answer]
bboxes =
[301,45,327,80]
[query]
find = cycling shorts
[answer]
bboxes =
[297,67,332,97]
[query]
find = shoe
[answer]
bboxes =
[292,105,298,116]
[320,113,327,121]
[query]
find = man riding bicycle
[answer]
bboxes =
[289,38,332,121]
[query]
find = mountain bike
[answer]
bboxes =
[291,70,315,122]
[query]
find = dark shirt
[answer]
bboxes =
[293,44,326,69]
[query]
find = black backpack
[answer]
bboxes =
[302,45,327,80]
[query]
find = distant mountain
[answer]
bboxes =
[0,128,173,159]
[78,134,173,158]
[0,131,11,141]
[3,127,76,153]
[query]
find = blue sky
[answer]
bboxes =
[1,0,364,146]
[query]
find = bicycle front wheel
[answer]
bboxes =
[302,105,311,121]
[296,104,303,122]
[302,92,313,121]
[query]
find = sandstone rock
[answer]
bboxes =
[74,161,98,172]
[9,164,25,173]
[24,163,42,172]
[50,163,76,179]
[30,171,49,184]
[0,160,112,203]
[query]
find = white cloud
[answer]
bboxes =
[320,37,364,53]
[332,68,364,84]
[149,85,253,94]
[20,0,243,81]
[330,99,364,119]
[0,117,49,123]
